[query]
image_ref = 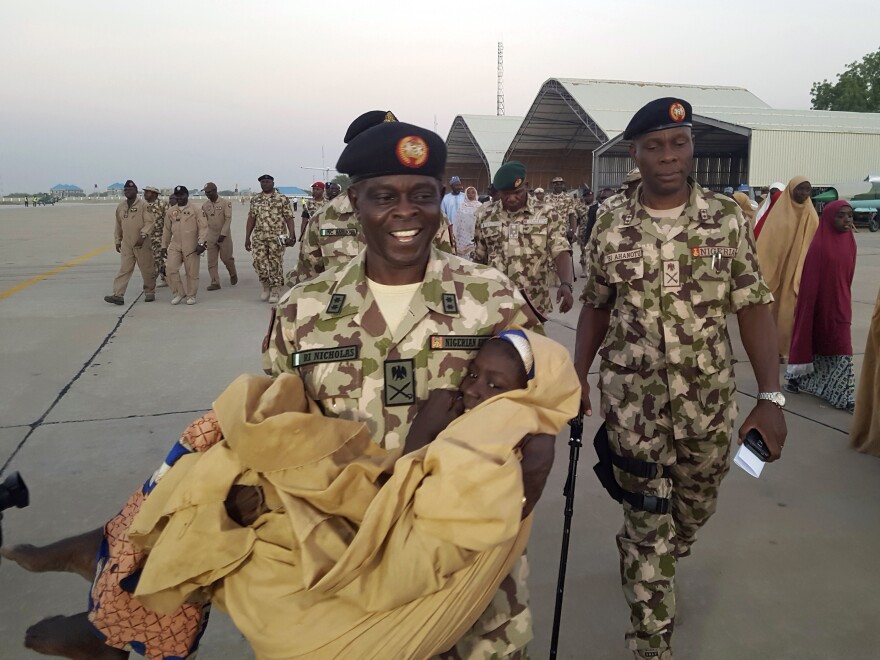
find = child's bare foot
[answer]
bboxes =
[24,613,128,659]
[1,527,102,581]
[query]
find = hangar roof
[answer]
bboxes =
[445,114,524,176]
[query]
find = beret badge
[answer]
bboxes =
[669,102,687,123]
[396,136,429,169]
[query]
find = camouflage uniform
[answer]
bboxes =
[148,198,169,278]
[581,179,773,659]
[264,247,541,659]
[249,190,293,290]
[289,191,455,286]
[547,191,575,222]
[472,194,571,317]
[301,196,326,222]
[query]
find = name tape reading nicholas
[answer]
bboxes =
[290,345,360,367]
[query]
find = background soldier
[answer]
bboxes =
[245,174,294,303]
[201,182,237,290]
[264,114,553,660]
[547,176,577,240]
[575,98,787,660]
[143,186,168,288]
[104,180,156,305]
[298,181,326,241]
[473,161,574,318]
[161,186,208,306]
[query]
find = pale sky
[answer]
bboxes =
[1,0,877,193]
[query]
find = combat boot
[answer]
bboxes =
[260,285,270,302]
[207,282,221,291]
[268,288,279,304]
[103,295,124,305]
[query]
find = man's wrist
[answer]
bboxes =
[560,281,573,292]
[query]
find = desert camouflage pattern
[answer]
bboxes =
[547,191,576,221]
[301,196,326,220]
[147,198,168,276]
[289,191,455,286]
[250,190,293,288]
[263,247,542,658]
[472,194,571,316]
[581,179,772,657]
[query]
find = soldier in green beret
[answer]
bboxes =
[473,161,575,317]
[575,97,788,660]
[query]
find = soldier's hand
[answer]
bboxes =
[160,248,168,259]
[195,243,207,255]
[134,237,145,249]
[738,401,787,462]
[115,243,121,253]
[245,238,252,252]
[285,236,296,247]
[578,376,593,417]
[224,484,268,527]
[557,285,574,313]
[217,235,226,243]
[519,433,555,518]
[403,389,464,455]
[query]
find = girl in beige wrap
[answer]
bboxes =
[756,176,820,361]
[128,330,579,660]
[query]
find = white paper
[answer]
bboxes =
[734,443,765,478]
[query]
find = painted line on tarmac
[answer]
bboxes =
[0,292,142,475]
[0,243,112,300]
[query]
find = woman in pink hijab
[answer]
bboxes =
[784,200,857,411]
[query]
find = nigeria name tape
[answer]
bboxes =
[623,97,693,140]
[336,121,446,182]
[343,110,398,144]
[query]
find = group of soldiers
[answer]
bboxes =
[104,176,355,307]
[68,101,789,660]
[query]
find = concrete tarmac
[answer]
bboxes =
[0,202,878,659]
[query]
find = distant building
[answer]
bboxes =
[276,186,309,197]
[107,182,125,198]
[50,184,85,199]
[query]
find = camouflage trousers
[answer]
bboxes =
[609,423,732,659]
[150,232,165,278]
[251,236,285,289]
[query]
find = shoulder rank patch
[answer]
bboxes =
[698,209,710,222]
[320,228,358,237]
[326,293,346,314]
[441,293,459,314]
[384,359,416,406]
[691,247,737,258]
[622,213,634,226]
[429,335,490,351]
[603,248,643,264]
[290,345,359,368]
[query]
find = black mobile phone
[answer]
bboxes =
[744,429,771,462]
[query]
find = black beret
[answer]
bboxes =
[336,121,446,183]
[124,179,136,187]
[493,161,527,191]
[623,97,692,140]
[343,110,398,144]
[257,174,274,182]
[173,185,189,195]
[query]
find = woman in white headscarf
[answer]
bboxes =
[453,186,482,260]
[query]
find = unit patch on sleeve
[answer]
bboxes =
[290,345,359,368]
[384,359,416,406]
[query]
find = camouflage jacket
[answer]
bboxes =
[263,247,542,656]
[291,192,455,286]
[148,199,168,240]
[249,190,293,238]
[547,192,575,220]
[581,179,773,440]
[301,196,326,220]
[472,195,571,316]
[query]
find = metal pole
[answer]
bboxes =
[549,407,584,658]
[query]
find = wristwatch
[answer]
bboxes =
[758,392,786,409]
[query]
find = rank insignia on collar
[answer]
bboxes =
[384,359,416,406]
[699,209,710,222]
[622,213,634,226]
[441,293,459,314]
[326,294,346,314]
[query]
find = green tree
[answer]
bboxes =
[332,174,351,192]
[811,47,880,112]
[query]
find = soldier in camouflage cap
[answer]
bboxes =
[472,161,575,318]
[574,97,788,659]
[298,181,326,242]
[265,117,554,659]
[143,186,168,288]
[547,176,577,239]
[288,110,454,287]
